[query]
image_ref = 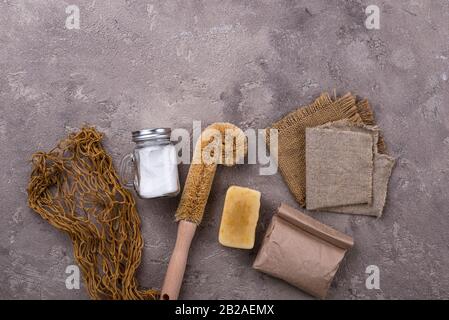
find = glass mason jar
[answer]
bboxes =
[119,128,180,199]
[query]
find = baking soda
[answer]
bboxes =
[135,144,179,198]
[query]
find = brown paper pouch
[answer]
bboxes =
[253,204,354,299]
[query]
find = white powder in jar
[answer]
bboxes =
[135,144,179,198]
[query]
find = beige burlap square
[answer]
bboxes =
[320,121,395,217]
[306,120,395,217]
[305,125,374,210]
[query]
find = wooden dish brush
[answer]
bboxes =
[161,122,247,300]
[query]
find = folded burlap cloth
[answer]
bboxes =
[267,92,386,207]
[305,122,374,210]
[306,120,395,217]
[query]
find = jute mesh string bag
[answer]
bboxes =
[27,127,158,300]
[266,92,387,207]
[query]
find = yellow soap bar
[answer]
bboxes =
[219,186,261,249]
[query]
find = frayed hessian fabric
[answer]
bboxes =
[266,92,387,207]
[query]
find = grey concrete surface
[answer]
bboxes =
[1,0,449,300]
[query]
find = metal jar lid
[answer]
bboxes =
[132,128,171,142]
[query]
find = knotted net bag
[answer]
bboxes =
[27,127,158,299]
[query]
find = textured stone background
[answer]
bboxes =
[1,0,448,300]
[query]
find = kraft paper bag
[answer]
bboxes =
[252,204,354,299]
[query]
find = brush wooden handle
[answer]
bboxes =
[161,220,197,300]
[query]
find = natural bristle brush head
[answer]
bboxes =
[175,123,247,225]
